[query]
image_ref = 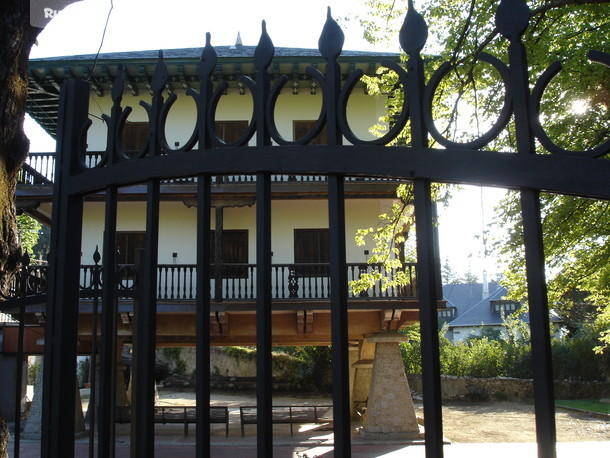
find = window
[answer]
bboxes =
[294,228,329,276]
[491,300,520,314]
[215,121,249,143]
[293,120,327,145]
[211,229,248,277]
[438,307,456,320]
[116,232,146,265]
[122,122,149,155]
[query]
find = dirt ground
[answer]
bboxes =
[156,390,610,443]
[428,401,610,443]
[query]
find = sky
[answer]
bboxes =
[25,0,508,282]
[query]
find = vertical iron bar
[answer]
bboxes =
[256,173,273,458]
[401,4,443,455]
[131,179,160,457]
[499,2,557,453]
[414,181,443,458]
[253,22,274,458]
[99,187,118,458]
[196,174,212,458]
[318,10,351,455]
[328,175,351,457]
[88,249,100,458]
[42,78,88,458]
[521,190,556,458]
[13,260,27,458]
[214,207,223,302]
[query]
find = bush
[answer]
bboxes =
[399,323,606,381]
[552,336,607,381]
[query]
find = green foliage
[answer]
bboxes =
[17,214,41,257]
[77,358,90,388]
[357,0,610,352]
[162,347,188,375]
[220,346,332,392]
[274,346,333,392]
[555,399,610,414]
[219,346,257,362]
[28,362,40,386]
[400,321,607,381]
[350,183,450,295]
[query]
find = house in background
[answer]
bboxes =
[1,38,442,431]
[17,41,426,348]
[439,281,563,342]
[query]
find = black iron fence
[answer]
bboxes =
[22,1,610,457]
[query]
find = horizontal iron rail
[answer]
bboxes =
[64,146,610,201]
[19,152,406,186]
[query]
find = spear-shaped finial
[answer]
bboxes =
[318,7,344,62]
[199,32,217,77]
[93,245,101,265]
[112,64,124,103]
[151,49,169,92]
[399,0,428,56]
[254,20,274,70]
[495,0,530,42]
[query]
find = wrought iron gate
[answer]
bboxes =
[25,1,610,458]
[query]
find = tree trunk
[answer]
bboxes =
[0,2,40,274]
[0,413,7,458]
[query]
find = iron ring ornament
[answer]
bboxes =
[423,53,512,150]
[75,0,608,173]
[530,51,610,158]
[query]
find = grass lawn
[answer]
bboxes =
[555,399,610,414]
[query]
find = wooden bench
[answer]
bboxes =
[116,405,229,437]
[239,405,333,437]
[154,406,229,437]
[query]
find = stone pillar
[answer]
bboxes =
[348,344,358,417]
[361,332,421,440]
[350,339,375,419]
[23,362,85,438]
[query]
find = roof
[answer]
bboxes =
[443,282,517,327]
[442,281,562,328]
[27,45,400,138]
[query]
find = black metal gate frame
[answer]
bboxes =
[39,1,609,458]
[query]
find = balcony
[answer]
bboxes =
[0,263,417,308]
[17,152,404,187]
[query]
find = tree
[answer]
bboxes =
[0,3,41,275]
[0,0,81,438]
[441,257,460,285]
[353,0,609,346]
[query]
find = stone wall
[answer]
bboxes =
[157,347,305,380]
[407,374,610,401]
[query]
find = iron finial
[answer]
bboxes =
[254,20,275,70]
[318,7,344,62]
[399,0,428,56]
[111,64,124,102]
[21,250,30,267]
[151,49,169,92]
[495,0,530,42]
[93,245,101,265]
[199,32,217,76]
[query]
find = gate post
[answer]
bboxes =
[42,78,88,458]
[496,1,557,456]
[402,3,444,456]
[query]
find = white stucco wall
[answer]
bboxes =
[81,198,394,265]
[84,88,387,151]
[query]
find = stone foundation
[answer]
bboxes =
[362,333,421,439]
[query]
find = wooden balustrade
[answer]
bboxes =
[1,262,417,302]
[18,153,402,186]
